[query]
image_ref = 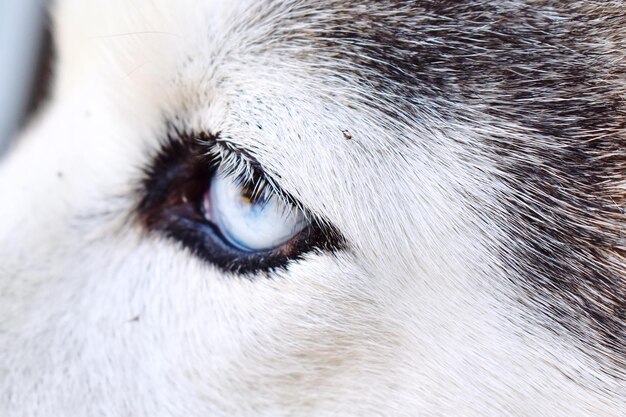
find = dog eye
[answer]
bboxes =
[203,168,307,251]
[139,135,344,275]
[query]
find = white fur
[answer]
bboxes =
[0,1,623,416]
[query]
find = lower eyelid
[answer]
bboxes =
[164,211,296,274]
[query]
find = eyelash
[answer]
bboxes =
[208,144,278,210]
[137,131,343,276]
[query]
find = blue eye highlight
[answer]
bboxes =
[203,168,307,252]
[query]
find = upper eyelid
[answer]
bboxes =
[167,127,314,222]
[201,136,297,209]
[206,138,266,177]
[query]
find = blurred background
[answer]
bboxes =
[0,0,48,156]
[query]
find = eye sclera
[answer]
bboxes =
[202,168,308,252]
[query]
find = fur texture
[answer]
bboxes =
[0,1,624,415]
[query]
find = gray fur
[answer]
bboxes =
[246,0,626,372]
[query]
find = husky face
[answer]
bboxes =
[0,1,624,415]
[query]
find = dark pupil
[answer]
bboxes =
[240,184,261,205]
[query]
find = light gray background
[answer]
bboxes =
[0,0,45,155]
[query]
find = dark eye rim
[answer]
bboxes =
[137,130,344,275]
